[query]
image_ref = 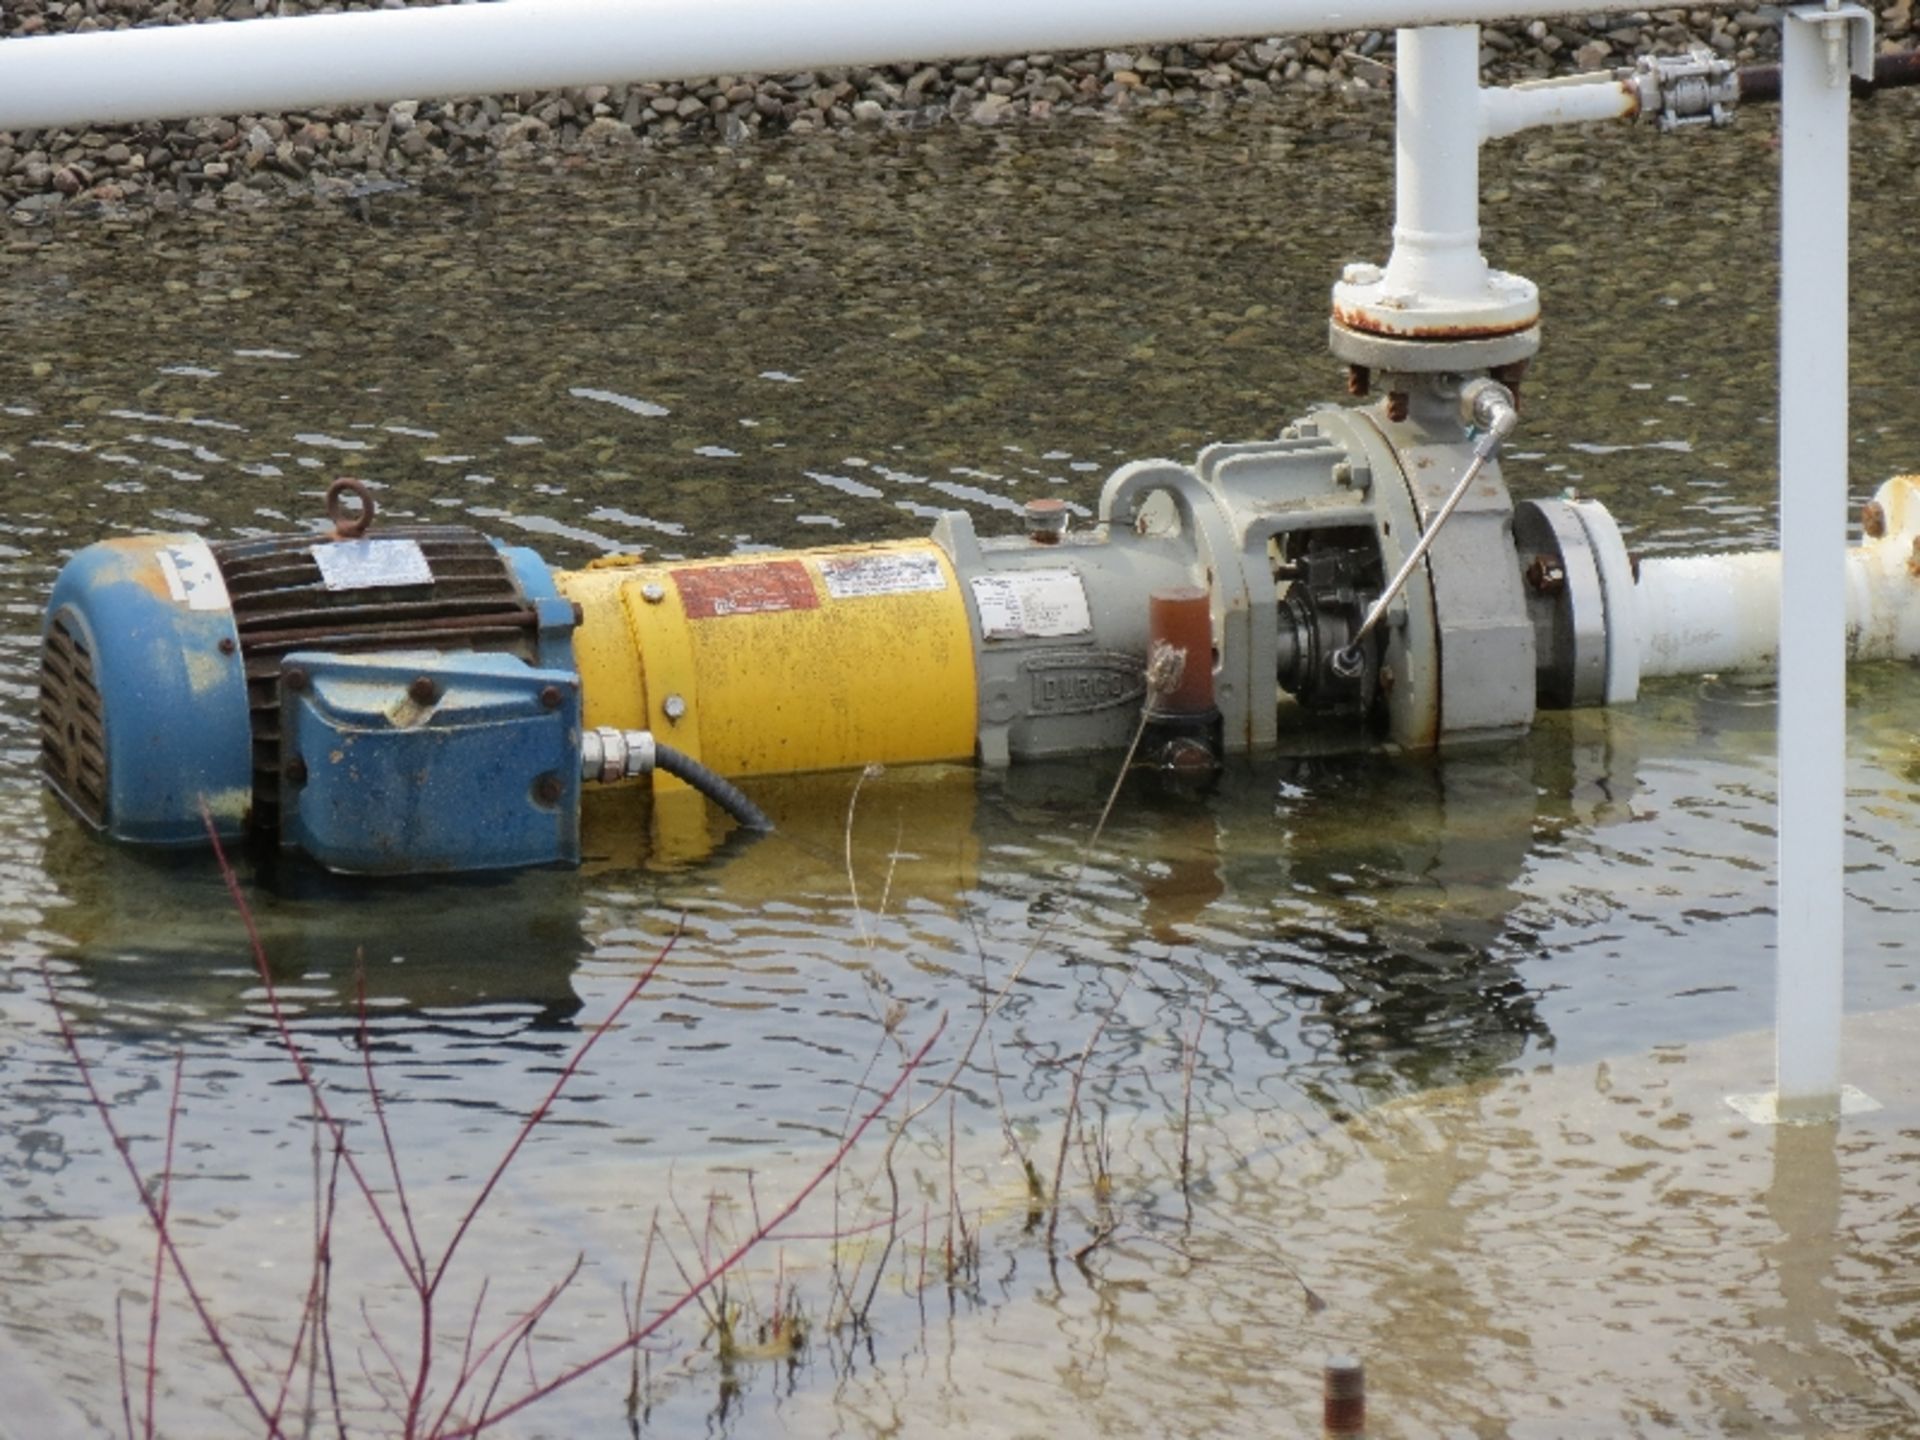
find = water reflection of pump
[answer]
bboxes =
[37,804,590,1028]
[1166,705,1642,1091]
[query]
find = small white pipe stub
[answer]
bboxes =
[1480,72,1640,140]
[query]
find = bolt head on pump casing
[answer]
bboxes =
[1328,259,1542,374]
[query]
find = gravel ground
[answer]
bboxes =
[1,0,1914,220]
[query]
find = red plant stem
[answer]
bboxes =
[357,959,428,1283]
[410,926,680,1434]
[471,1258,581,1435]
[429,1261,577,1437]
[314,1137,349,1438]
[430,927,678,1295]
[199,808,422,1286]
[359,1294,408,1396]
[41,964,285,1438]
[115,1298,135,1440]
[457,1277,492,1401]
[143,1052,184,1440]
[268,1108,345,1431]
[437,1015,947,1440]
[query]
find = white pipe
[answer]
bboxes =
[1633,552,1783,678]
[0,0,1740,134]
[1480,72,1639,140]
[1631,485,1920,678]
[1774,6,1850,1117]
[1383,25,1487,302]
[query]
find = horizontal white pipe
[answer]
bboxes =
[0,0,1740,133]
[1631,477,1920,677]
[1480,72,1639,139]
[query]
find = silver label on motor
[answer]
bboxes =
[313,539,433,592]
[1023,651,1146,716]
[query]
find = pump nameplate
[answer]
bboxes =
[312,539,432,592]
[970,569,1091,640]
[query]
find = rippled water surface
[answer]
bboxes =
[3,92,1920,1437]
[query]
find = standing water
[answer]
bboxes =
[2,90,1920,1437]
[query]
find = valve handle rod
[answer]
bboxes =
[1333,449,1494,676]
[1334,379,1519,678]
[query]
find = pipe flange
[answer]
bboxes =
[1332,265,1539,338]
[1328,320,1542,374]
[1513,498,1608,708]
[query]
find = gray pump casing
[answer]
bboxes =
[931,387,1539,763]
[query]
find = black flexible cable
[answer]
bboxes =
[654,741,774,832]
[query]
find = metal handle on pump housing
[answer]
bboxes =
[1332,377,1520,679]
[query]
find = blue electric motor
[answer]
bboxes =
[38,500,584,875]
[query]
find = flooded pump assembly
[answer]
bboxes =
[51,373,1920,878]
[38,17,1920,876]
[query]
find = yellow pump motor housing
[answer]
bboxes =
[558,540,979,792]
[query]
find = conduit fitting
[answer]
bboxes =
[582,725,656,784]
[1460,374,1521,458]
[581,726,774,831]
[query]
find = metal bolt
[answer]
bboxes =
[1386,391,1409,423]
[569,600,586,627]
[408,676,438,705]
[285,756,308,786]
[641,582,666,604]
[283,666,309,692]
[1332,461,1354,489]
[1023,497,1070,545]
[1345,364,1371,399]
[539,684,564,710]
[1340,262,1382,286]
[218,636,237,655]
[1323,1356,1365,1437]
[663,693,687,722]
[1525,554,1568,595]
[532,772,564,806]
[1863,500,1887,539]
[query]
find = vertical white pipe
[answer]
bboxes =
[1384,26,1488,301]
[1774,10,1848,1116]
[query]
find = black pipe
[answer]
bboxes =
[654,741,775,832]
[1738,48,1920,105]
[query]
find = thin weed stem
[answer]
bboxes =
[435,1016,946,1440]
[143,1050,184,1440]
[42,964,285,1438]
